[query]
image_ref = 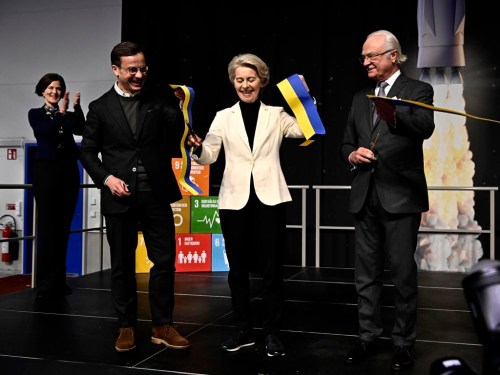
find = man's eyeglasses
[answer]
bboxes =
[359,49,394,64]
[119,66,149,74]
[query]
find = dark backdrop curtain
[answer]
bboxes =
[122,0,500,265]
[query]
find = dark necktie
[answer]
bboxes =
[373,81,388,125]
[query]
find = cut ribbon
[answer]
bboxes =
[367,95,500,124]
[170,84,202,195]
[277,74,326,146]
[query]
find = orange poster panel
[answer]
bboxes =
[171,157,209,196]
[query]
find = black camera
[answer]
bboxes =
[430,356,476,375]
[462,259,500,374]
[431,259,500,375]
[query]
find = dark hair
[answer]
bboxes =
[35,73,66,97]
[110,41,144,66]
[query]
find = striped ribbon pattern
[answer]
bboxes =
[367,95,500,124]
[170,84,202,195]
[277,73,325,146]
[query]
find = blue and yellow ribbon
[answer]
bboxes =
[367,95,500,124]
[277,73,325,146]
[170,84,202,195]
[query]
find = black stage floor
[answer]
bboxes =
[0,266,483,375]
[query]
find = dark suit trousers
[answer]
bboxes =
[33,158,80,294]
[105,191,176,327]
[219,187,287,336]
[353,180,420,347]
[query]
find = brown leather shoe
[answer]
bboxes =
[115,327,136,352]
[151,325,191,349]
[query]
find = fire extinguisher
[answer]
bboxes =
[1,214,19,263]
[1,223,13,263]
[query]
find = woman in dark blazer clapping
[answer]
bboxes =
[28,73,85,299]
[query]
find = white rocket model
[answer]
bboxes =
[415,0,485,273]
[417,0,465,84]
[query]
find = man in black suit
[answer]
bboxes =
[341,30,435,371]
[80,41,190,352]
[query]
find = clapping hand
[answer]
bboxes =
[59,92,70,114]
[73,91,81,108]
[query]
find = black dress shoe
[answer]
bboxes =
[60,285,73,296]
[36,285,72,299]
[345,339,377,364]
[392,346,414,371]
[265,334,285,357]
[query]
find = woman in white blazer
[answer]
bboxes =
[189,53,309,358]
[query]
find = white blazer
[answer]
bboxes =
[192,102,304,209]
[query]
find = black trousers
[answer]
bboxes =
[105,191,176,328]
[353,181,420,347]
[33,157,80,295]
[219,187,287,336]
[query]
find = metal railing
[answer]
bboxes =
[1,184,496,275]
[312,185,498,267]
[0,183,310,276]
[0,183,104,287]
[287,185,308,266]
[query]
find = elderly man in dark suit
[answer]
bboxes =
[341,30,435,371]
[80,41,190,353]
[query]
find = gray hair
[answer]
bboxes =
[367,30,408,65]
[227,53,270,87]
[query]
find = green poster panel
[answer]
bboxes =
[190,196,222,233]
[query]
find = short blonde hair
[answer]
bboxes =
[227,53,270,87]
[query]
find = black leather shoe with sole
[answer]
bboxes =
[392,346,414,371]
[345,339,377,364]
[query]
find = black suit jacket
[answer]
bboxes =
[79,87,184,214]
[341,73,435,214]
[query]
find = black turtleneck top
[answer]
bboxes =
[239,100,260,150]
